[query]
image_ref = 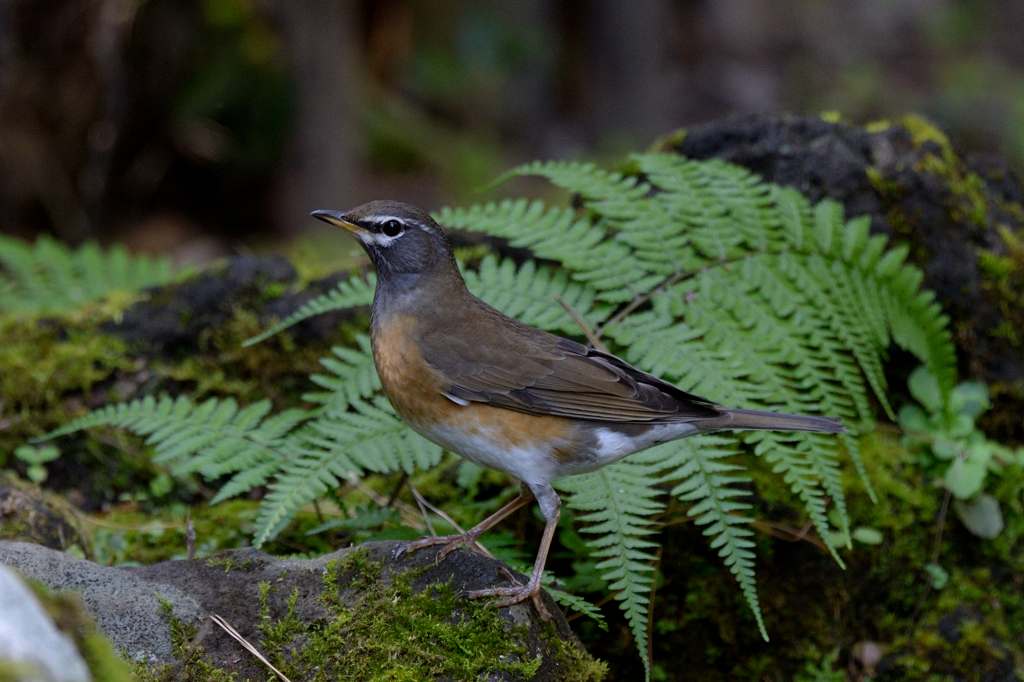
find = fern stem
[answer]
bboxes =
[554,293,609,352]
[596,254,752,337]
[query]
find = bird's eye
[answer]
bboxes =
[382,220,403,237]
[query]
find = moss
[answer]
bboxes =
[129,548,601,681]
[867,115,993,235]
[886,567,1024,681]
[0,320,130,409]
[864,119,892,133]
[249,549,557,682]
[131,597,237,682]
[978,227,1024,350]
[204,555,253,573]
[649,129,687,153]
[865,165,905,199]
[915,153,989,227]
[151,308,330,407]
[902,113,955,150]
[546,628,611,682]
[0,661,40,682]
[898,115,990,229]
[0,317,132,459]
[0,472,92,555]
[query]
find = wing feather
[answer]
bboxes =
[417,298,721,424]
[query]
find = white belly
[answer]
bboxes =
[410,420,565,490]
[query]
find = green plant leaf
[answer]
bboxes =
[953,494,1004,539]
[947,457,987,499]
[897,405,930,434]
[949,381,989,418]
[851,527,884,545]
[924,563,949,589]
[908,367,943,413]
[0,235,175,314]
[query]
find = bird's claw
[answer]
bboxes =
[464,569,551,620]
[397,532,487,563]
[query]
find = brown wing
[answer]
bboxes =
[417,299,722,424]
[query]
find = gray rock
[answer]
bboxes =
[0,541,202,665]
[0,563,92,682]
[0,540,600,681]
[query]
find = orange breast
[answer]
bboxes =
[371,312,580,464]
[371,312,456,427]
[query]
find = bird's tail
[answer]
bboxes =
[702,408,845,434]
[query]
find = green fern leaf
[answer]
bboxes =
[663,436,767,640]
[39,152,962,679]
[41,395,307,503]
[557,447,669,678]
[437,200,604,274]
[251,428,368,546]
[0,235,174,314]
[308,397,443,476]
[462,254,609,334]
[251,399,443,546]
[303,335,381,412]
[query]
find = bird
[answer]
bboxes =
[311,200,845,620]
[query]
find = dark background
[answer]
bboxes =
[2,0,1023,262]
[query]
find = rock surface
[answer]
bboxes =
[0,540,600,681]
[0,563,92,682]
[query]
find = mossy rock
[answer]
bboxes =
[0,540,606,681]
[0,255,366,507]
[660,113,1024,442]
[0,473,91,557]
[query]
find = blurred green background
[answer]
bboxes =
[1,0,1022,260]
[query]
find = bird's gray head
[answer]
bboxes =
[311,201,459,285]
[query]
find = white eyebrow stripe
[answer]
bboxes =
[365,216,406,226]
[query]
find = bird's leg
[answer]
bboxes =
[398,491,531,561]
[464,484,560,621]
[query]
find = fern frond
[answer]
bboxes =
[0,235,174,314]
[438,200,659,303]
[557,447,669,678]
[251,398,442,546]
[307,397,443,476]
[663,436,767,640]
[878,256,957,392]
[635,155,784,260]
[545,587,608,630]
[506,160,651,208]
[251,428,368,546]
[437,200,605,273]
[303,334,380,413]
[462,255,609,335]
[42,395,306,502]
[40,152,961,678]
[242,272,376,347]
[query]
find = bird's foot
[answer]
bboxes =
[397,532,487,563]
[464,567,551,621]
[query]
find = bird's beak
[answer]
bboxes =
[310,210,365,238]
